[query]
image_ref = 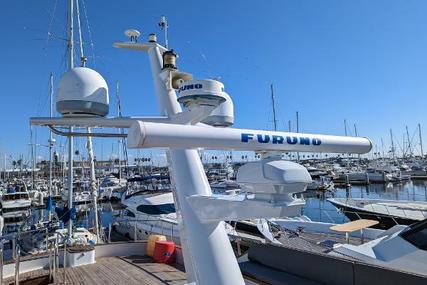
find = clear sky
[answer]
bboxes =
[1,0,427,165]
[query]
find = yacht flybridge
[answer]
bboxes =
[30,21,373,285]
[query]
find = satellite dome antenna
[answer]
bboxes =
[125,29,141,43]
[158,15,169,49]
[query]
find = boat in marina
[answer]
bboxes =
[335,168,393,184]
[328,197,427,229]
[115,190,272,245]
[114,191,180,242]
[330,219,427,276]
[0,182,32,214]
[61,182,92,205]
[98,174,127,201]
[253,216,427,280]
[306,176,334,191]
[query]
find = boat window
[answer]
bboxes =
[136,203,175,215]
[400,220,427,250]
[124,210,135,218]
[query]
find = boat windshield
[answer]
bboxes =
[400,219,427,250]
[2,193,29,200]
[136,203,175,215]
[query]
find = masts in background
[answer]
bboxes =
[270,84,277,132]
[381,137,385,159]
[406,125,412,157]
[67,127,74,240]
[116,82,122,181]
[296,111,300,162]
[390,129,395,159]
[67,0,74,240]
[48,73,54,220]
[344,119,348,136]
[68,0,74,69]
[75,0,87,67]
[31,128,36,187]
[3,154,6,180]
[418,123,424,158]
[116,81,128,180]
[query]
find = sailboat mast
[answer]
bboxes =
[406,125,412,157]
[116,81,122,182]
[67,0,74,240]
[381,137,385,159]
[48,73,54,220]
[390,129,395,159]
[419,123,424,157]
[270,84,277,131]
[68,0,74,69]
[344,119,348,136]
[75,0,86,67]
[296,111,300,162]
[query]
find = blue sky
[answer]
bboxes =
[1,0,427,164]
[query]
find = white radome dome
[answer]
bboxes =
[178,79,234,127]
[56,67,109,117]
[202,91,234,127]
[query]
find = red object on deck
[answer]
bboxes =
[153,241,176,264]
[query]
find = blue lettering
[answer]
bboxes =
[241,133,254,143]
[286,136,298,144]
[179,84,203,92]
[312,138,321,145]
[300,137,310,145]
[257,134,270,143]
[241,133,322,147]
[272,135,284,144]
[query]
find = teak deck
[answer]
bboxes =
[57,256,187,285]
[4,255,187,285]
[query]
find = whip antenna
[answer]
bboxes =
[158,15,169,49]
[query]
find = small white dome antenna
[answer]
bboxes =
[158,15,169,49]
[124,29,141,43]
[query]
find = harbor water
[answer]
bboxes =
[302,180,427,224]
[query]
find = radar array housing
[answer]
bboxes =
[56,67,109,117]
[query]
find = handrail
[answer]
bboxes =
[0,240,3,285]
[14,244,20,285]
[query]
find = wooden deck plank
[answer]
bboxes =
[51,256,187,285]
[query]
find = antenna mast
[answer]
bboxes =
[270,84,277,131]
[159,15,169,49]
